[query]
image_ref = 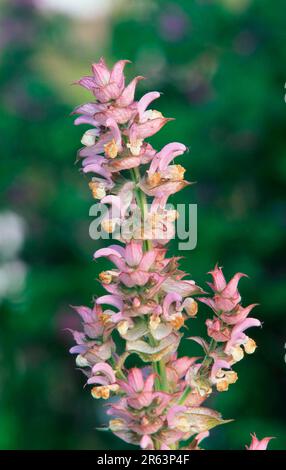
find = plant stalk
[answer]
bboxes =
[130,167,168,392]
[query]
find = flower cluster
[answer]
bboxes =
[69,58,272,450]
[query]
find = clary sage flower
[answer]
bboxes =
[69,58,273,450]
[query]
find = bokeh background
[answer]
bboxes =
[0,0,285,449]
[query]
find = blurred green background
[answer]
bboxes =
[0,0,285,449]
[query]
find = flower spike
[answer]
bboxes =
[69,57,273,450]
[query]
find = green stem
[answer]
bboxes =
[178,385,191,405]
[110,356,127,380]
[130,168,150,252]
[129,167,168,392]
[158,360,168,391]
[153,362,161,391]
[178,339,218,405]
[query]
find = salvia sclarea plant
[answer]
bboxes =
[69,58,273,451]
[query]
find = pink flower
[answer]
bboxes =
[139,142,189,201]
[71,304,104,337]
[124,92,171,156]
[224,317,261,361]
[117,368,158,409]
[200,265,246,313]
[94,241,159,287]
[69,303,120,342]
[86,363,119,399]
[77,58,129,103]
[209,356,237,392]
[74,79,143,127]
[246,433,274,450]
[220,303,258,325]
[166,355,198,393]
[148,142,187,174]
[99,182,134,234]
[69,338,115,367]
[87,362,116,386]
[107,368,173,447]
[206,317,231,342]
[116,76,144,108]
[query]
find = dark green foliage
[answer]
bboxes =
[0,0,285,449]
